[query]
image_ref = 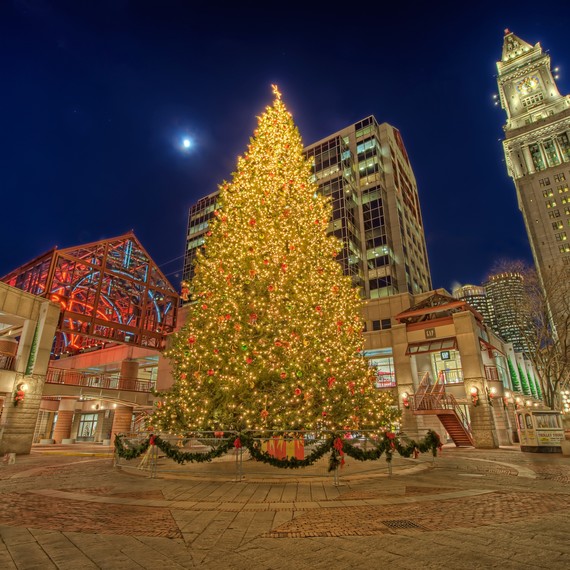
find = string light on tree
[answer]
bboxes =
[152,85,398,433]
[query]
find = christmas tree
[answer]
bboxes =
[507,357,521,393]
[517,363,532,397]
[152,86,398,434]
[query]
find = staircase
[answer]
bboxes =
[410,373,474,447]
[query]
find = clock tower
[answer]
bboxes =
[497,29,570,276]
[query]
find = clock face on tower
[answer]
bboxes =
[516,75,540,95]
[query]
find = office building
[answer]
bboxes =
[182,117,432,299]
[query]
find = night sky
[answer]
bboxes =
[1,1,568,293]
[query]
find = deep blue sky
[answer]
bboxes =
[1,1,567,292]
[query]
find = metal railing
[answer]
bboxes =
[409,393,471,434]
[0,351,15,371]
[114,430,434,482]
[485,366,499,382]
[437,368,464,384]
[46,368,154,392]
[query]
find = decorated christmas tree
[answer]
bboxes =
[152,86,398,434]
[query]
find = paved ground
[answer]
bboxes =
[0,442,569,569]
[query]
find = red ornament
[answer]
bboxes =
[246,357,253,364]
[214,431,224,438]
[260,409,269,418]
[249,218,256,226]
[249,313,258,323]
[263,259,269,265]
[188,336,196,344]
[294,387,302,396]
[225,314,231,320]
[280,372,287,379]
[315,305,322,313]
[233,437,242,449]
[180,373,187,380]
[149,435,156,446]
[268,285,274,292]
[207,369,215,376]
[201,304,208,310]
[281,263,287,271]
[348,381,355,395]
[327,376,336,389]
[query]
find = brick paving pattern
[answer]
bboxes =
[0,445,569,568]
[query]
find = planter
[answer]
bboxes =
[102,439,111,446]
[561,440,570,457]
[61,438,75,445]
[39,439,55,445]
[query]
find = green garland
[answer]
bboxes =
[114,434,233,464]
[114,430,443,470]
[243,435,333,468]
[115,430,442,472]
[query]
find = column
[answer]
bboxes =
[120,359,139,390]
[110,405,133,444]
[511,148,524,178]
[453,312,499,449]
[52,399,76,443]
[522,145,535,174]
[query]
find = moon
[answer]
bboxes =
[183,138,191,149]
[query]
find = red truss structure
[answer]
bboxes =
[2,232,179,356]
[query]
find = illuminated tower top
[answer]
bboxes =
[497,29,568,132]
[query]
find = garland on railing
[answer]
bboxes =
[243,435,333,469]
[114,434,234,465]
[114,430,443,470]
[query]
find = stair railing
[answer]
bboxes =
[414,371,431,410]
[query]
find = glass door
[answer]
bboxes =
[77,413,98,442]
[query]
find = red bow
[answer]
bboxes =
[333,437,345,467]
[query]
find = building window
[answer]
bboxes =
[548,210,561,218]
[554,173,566,182]
[559,244,570,253]
[557,133,570,161]
[545,199,557,208]
[544,139,561,167]
[543,189,554,197]
[558,184,569,194]
[539,177,551,187]
[364,348,396,388]
[553,221,564,230]
[555,232,568,241]
[522,92,544,108]
[370,318,392,332]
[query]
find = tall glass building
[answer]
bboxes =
[182,116,432,300]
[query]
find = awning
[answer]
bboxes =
[479,337,505,356]
[405,337,457,355]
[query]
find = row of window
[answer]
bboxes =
[541,183,569,197]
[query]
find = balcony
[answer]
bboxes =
[0,351,15,371]
[46,368,154,393]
